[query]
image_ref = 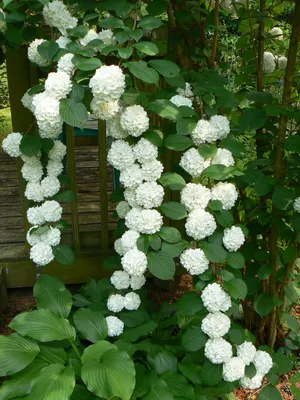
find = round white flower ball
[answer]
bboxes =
[201,283,232,313]
[223,226,245,252]
[40,227,61,246]
[107,140,135,171]
[124,292,141,310]
[201,312,231,339]
[142,160,164,182]
[91,98,120,121]
[42,0,78,36]
[30,242,54,266]
[120,105,149,137]
[28,39,49,67]
[114,239,125,256]
[57,53,74,75]
[210,115,230,140]
[236,342,257,366]
[211,148,234,167]
[80,29,100,47]
[110,270,130,290]
[34,95,62,139]
[293,197,300,213]
[107,294,125,313]
[191,120,218,145]
[2,132,22,158]
[176,82,194,98]
[181,183,211,212]
[204,338,232,364]
[27,206,44,225]
[41,176,60,198]
[25,182,44,203]
[21,159,43,182]
[125,208,143,231]
[269,26,283,39]
[121,248,147,276]
[120,230,140,253]
[106,114,128,139]
[41,200,63,223]
[119,164,143,188]
[21,91,34,113]
[223,357,246,382]
[185,209,217,240]
[46,160,64,177]
[106,316,124,337]
[180,248,209,275]
[179,148,210,178]
[139,210,163,234]
[170,95,193,108]
[211,182,238,210]
[136,182,164,209]
[116,201,131,219]
[26,227,41,246]
[89,65,125,102]
[263,51,276,73]
[240,374,264,389]
[45,71,72,100]
[131,275,146,290]
[253,350,273,375]
[48,140,67,161]
[124,187,138,207]
[56,36,71,49]
[99,29,116,46]
[133,138,158,164]
[278,56,287,70]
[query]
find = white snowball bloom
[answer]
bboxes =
[30,242,54,266]
[120,105,149,137]
[42,0,78,36]
[180,248,209,275]
[31,92,48,112]
[211,182,238,210]
[56,36,71,49]
[253,351,273,375]
[106,114,128,139]
[136,182,164,209]
[176,83,194,98]
[90,98,120,121]
[124,292,141,310]
[27,206,44,225]
[185,209,217,240]
[124,186,138,207]
[114,238,125,256]
[201,312,231,339]
[236,342,257,366]
[120,230,140,253]
[142,160,164,182]
[270,26,283,39]
[223,357,245,382]
[106,316,124,337]
[41,176,60,198]
[240,374,264,389]
[181,183,211,212]
[131,275,146,290]
[99,29,116,46]
[21,159,43,182]
[28,39,49,67]
[205,338,232,364]
[210,115,230,140]
[45,71,72,101]
[107,294,125,313]
[179,148,210,178]
[116,201,131,219]
[40,227,61,246]
[26,227,41,246]
[46,160,64,177]
[41,200,63,223]
[107,140,135,171]
[278,56,287,70]
[125,208,143,231]
[223,226,245,252]
[25,182,44,203]
[121,248,147,276]
[120,164,143,188]
[263,51,276,73]
[211,148,234,167]
[293,197,300,213]
[34,95,62,139]
[80,29,100,47]
[89,65,125,102]
[2,132,22,158]
[191,120,218,145]
[133,138,158,164]
[139,210,163,234]
[201,283,232,313]
[57,53,74,75]
[21,91,34,113]
[110,270,130,290]
[48,140,67,161]
[170,95,193,108]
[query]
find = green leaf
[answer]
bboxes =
[226,251,245,269]
[60,99,88,129]
[41,138,54,154]
[142,378,173,400]
[228,327,245,345]
[53,190,76,203]
[282,246,297,264]
[53,245,75,265]
[99,17,124,28]
[248,92,274,104]
[160,202,187,220]
[220,138,245,157]
[161,240,189,258]
[75,57,101,71]
[176,117,197,136]
[124,61,159,84]
[9,309,76,342]
[272,353,293,374]
[215,210,234,228]
[257,385,282,400]
[202,242,227,263]
[0,333,39,377]
[19,136,42,157]
[208,200,223,211]
[148,350,177,375]
[68,25,89,38]
[161,372,194,399]
[272,185,296,211]
[137,236,149,253]
[34,275,72,318]
[144,129,164,147]
[254,293,274,316]
[224,278,247,300]
[158,226,182,243]
[70,385,95,399]
[147,251,176,280]
[149,234,162,251]
[28,364,75,400]
[121,320,158,342]
[128,29,143,41]
[81,341,135,400]
[198,144,218,159]
[164,134,193,151]
[178,363,202,385]
[115,31,130,44]
[182,327,207,351]
[148,60,180,78]
[176,292,204,316]
[133,42,159,55]
[37,41,59,61]
[138,16,163,29]
[147,99,180,121]
[284,285,298,303]
[118,47,132,59]
[74,308,108,343]
[3,0,13,7]
[216,270,235,282]
[159,172,186,190]
[201,361,223,386]
[284,135,300,152]
[202,164,233,180]
[254,174,272,197]
[240,108,267,131]
[39,345,67,364]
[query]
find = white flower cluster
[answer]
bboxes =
[211,148,234,167]
[185,209,217,240]
[223,226,245,252]
[211,182,238,210]
[106,316,124,337]
[42,0,78,36]
[180,248,209,275]
[28,39,50,67]
[176,82,194,98]
[170,95,193,108]
[269,26,283,39]
[120,105,149,137]
[179,148,210,178]
[80,29,115,48]
[277,56,287,70]
[201,283,232,313]
[2,132,22,158]
[294,197,300,213]
[57,53,75,75]
[263,52,276,73]
[191,115,230,146]
[107,292,141,312]
[181,183,211,212]
[201,312,231,339]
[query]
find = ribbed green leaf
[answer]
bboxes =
[73,308,108,343]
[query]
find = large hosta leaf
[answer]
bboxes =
[34,275,72,318]
[81,341,135,400]
[9,309,76,342]
[0,333,40,377]
[73,308,108,343]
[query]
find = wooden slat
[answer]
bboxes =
[98,120,109,249]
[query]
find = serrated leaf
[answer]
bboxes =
[182,327,207,351]
[224,278,247,299]
[148,59,180,78]
[60,99,88,128]
[124,61,159,84]
[147,251,175,280]
[257,385,282,400]
[176,292,204,316]
[158,227,182,243]
[53,245,74,265]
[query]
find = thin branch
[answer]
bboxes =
[210,0,220,66]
